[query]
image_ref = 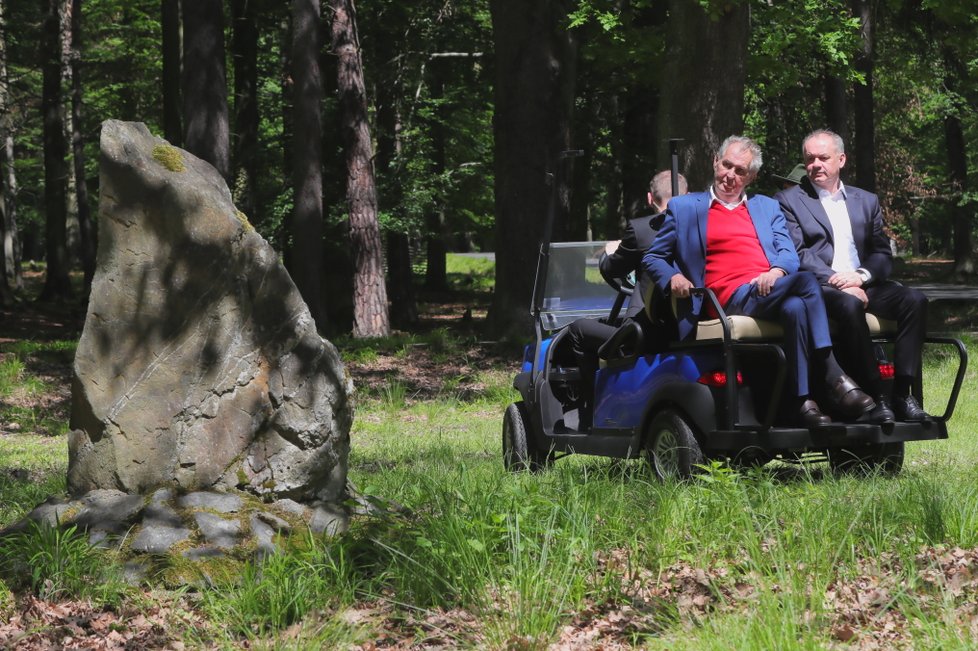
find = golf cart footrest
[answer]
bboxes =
[706,420,949,453]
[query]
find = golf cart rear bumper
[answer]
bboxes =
[704,419,948,455]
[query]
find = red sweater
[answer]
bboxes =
[704,201,771,309]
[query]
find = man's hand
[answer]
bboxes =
[604,240,621,256]
[749,268,785,297]
[670,273,694,298]
[841,286,869,307]
[828,271,863,289]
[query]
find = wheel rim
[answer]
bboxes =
[652,426,680,478]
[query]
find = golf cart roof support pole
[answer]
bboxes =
[668,138,683,200]
[529,149,584,387]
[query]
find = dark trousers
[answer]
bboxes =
[725,271,832,398]
[822,281,927,396]
[565,318,619,410]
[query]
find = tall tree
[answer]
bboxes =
[330,0,389,338]
[487,0,578,336]
[289,0,327,330]
[182,0,229,180]
[657,0,748,188]
[69,0,94,289]
[161,0,181,146]
[849,0,876,192]
[0,0,20,298]
[39,0,71,301]
[231,0,258,220]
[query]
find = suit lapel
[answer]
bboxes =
[800,188,834,244]
[844,189,867,251]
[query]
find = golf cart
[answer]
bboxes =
[502,239,969,478]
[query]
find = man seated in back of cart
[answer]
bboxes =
[565,170,687,429]
[642,135,876,427]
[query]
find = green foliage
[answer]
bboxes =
[0,520,124,604]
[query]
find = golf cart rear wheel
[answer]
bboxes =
[502,402,550,472]
[645,409,704,480]
[828,441,904,476]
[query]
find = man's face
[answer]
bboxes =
[713,144,755,202]
[803,134,846,191]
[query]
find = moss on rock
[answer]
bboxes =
[152,144,186,172]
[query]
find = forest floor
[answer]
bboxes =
[1,258,977,649]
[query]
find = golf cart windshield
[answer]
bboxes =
[536,241,628,330]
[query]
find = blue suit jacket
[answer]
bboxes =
[775,179,892,284]
[642,191,800,340]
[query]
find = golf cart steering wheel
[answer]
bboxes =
[600,260,635,297]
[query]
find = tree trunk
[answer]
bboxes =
[487,0,578,337]
[289,0,327,331]
[40,0,72,301]
[60,0,79,265]
[850,0,876,192]
[161,0,181,146]
[823,74,849,146]
[231,0,258,221]
[0,0,21,298]
[70,0,94,290]
[424,69,447,291]
[942,50,973,277]
[331,0,389,338]
[182,0,230,180]
[657,0,749,189]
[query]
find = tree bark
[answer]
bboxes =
[231,0,258,221]
[657,0,749,189]
[289,0,327,331]
[850,0,876,192]
[331,0,389,338]
[823,74,849,146]
[0,0,21,299]
[942,50,973,277]
[161,0,181,146]
[182,0,230,180]
[487,0,578,337]
[70,0,94,289]
[39,0,72,301]
[424,69,447,291]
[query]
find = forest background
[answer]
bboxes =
[0,0,976,339]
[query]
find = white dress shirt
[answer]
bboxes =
[816,182,869,281]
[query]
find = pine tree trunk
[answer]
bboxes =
[424,70,447,291]
[161,0,181,146]
[330,0,389,338]
[69,0,94,290]
[942,50,973,277]
[0,0,21,298]
[182,0,230,180]
[289,0,327,331]
[231,0,258,222]
[657,0,748,189]
[487,0,578,337]
[40,0,72,301]
[850,0,876,192]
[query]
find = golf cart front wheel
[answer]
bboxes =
[502,401,549,472]
[645,409,704,481]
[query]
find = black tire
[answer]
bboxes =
[502,402,551,472]
[645,409,704,480]
[828,441,904,476]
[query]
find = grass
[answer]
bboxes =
[2,262,978,646]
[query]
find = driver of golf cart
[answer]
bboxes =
[564,170,688,429]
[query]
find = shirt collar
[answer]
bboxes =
[709,185,747,210]
[815,180,847,201]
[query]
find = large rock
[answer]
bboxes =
[69,120,353,504]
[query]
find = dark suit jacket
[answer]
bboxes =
[642,191,799,341]
[599,211,664,320]
[775,179,892,284]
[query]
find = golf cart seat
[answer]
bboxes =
[695,312,897,341]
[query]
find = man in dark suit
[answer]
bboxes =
[776,129,929,422]
[565,170,687,429]
[643,135,874,427]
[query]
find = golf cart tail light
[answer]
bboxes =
[698,371,743,387]
[878,362,895,380]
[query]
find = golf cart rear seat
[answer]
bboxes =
[694,312,897,341]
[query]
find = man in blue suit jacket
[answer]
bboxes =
[777,129,929,422]
[643,135,874,427]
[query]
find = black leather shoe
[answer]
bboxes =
[863,398,895,425]
[799,399,832,427]
[828,374,876,417]
[893,395,930,422]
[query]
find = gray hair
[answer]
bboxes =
[803,129,845,156]
[649,170,688,206]
[716,135,763,175]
